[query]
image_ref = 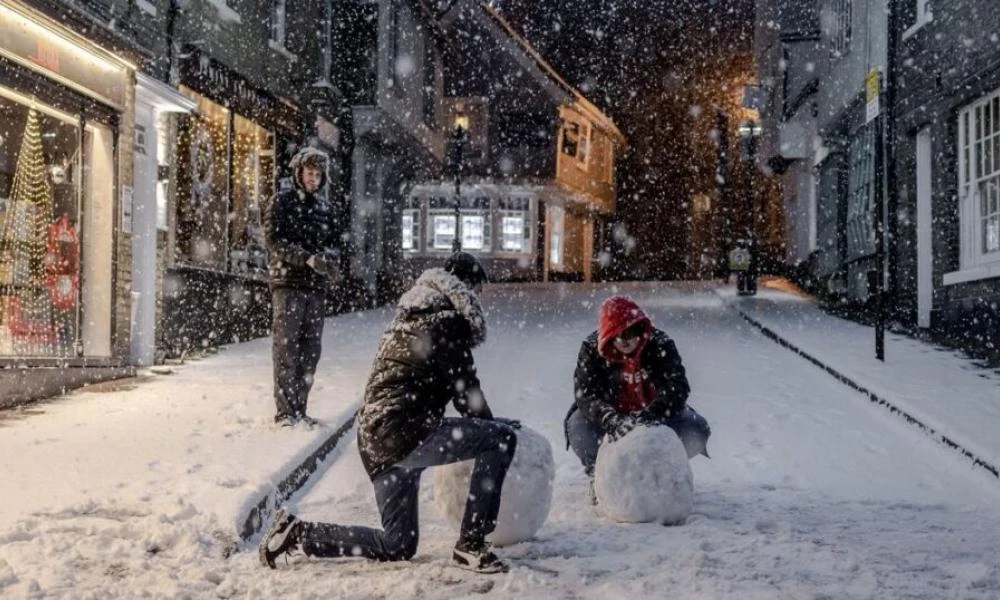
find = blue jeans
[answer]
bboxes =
[298,417,517,561]
[566,406,711,476]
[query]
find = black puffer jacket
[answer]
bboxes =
[357,268,494,478]
[567,328,690,429]
[263,165,343,290]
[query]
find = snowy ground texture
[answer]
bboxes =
[1,281,999,599]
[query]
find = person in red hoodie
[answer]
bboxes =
[565,295,710,501]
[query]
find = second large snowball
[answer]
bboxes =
[433,425,554,546]
[594,424,693,525]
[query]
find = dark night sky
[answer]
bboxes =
[498,0,757,278]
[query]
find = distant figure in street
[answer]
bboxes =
[264,147,343,426]
[260,252,520,574]
[565,295,711,503]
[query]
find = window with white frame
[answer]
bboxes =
[401,208,420,251]
[498,197,530,253]
[461,212,490,251]
[829,0,852,57]
[501,214,527,252]
[429,210,456,250]
[270,0,286,46]
[958,91,1000,268]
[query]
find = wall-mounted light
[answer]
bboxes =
[453,112,469,131]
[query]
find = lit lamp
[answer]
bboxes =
[450,110,468,252]
[737,118,762,296]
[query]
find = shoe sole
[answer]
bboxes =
[259,509,295,568]
[452,561,509,574]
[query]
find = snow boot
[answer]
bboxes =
[259,508,301,568]
[452,540,509,574]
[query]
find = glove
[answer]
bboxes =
[306,253,336,276]
[493,417,522,430]
[602,412,639,442]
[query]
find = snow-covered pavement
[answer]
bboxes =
[1,281,999,598]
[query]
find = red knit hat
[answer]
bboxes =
[597,296,652,359]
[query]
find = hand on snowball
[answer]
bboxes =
[603,412,640,442]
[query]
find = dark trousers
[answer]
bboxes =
[271,286,326,420]
[566,406,711,476]
[298,418,517,561]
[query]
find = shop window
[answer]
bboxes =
[176,88,274,278]
[401,208,420,251]
[498,197,530,253]
[0,92,113,358]
[230,114,273,275]
[429,210,456,250]
[177,90,230,271]
[501,215,526,252]
[461,212,490,251]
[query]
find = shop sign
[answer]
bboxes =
[0,3,128,108]
[180,49,299,134]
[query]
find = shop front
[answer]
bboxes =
[161,51,301,355]
[0,0,135,405]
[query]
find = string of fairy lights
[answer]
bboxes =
[0,108,56,356]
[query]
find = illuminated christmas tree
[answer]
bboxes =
[0,108,55,355]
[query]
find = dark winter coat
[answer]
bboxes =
[357,268,494,478]
[566,328,690,433]
[263,173,343,291]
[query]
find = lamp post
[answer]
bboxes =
[738,119,762,295]
[450,113,469,253]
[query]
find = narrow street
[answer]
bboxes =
[249,282,1000,598]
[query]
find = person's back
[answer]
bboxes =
[359,267,489,477]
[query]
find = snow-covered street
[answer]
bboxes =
[3,282,1000,598]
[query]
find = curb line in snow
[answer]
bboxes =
[238,410,359,544]
[732,305,1000,482]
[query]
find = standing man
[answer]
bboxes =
[264,147,343,426]
[565,295,711,502]
[259,252,518,574]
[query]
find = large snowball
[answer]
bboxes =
[433,425,554,546]
[594,425,693,525]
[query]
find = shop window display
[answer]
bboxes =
[176,91,230,270]
[177,88,274,277]
[0,99,81,357]
[230,114,273,275]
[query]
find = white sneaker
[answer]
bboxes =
[452,541,509,574]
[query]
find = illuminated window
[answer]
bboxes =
[401,208,420,251]
[430,211,455,250]
[461,213,488,251]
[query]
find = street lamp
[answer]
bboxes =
[450,111,469,252]
[737,119,762,295]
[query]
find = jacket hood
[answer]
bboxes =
[597,295,652,360]
[289,147,328,192]
[397,268,487,346]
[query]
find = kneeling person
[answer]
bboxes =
[260,252,517,573]
[565,296,710,501]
